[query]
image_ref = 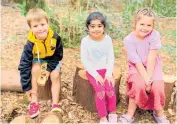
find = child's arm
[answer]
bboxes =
[135,63,150,84]
[105,37,114,77]
[124,39,150,85]
[80,39,99,78]
[18,41,33,91]
[105,37,115,85]
[146,30,162,83]
[146,50,158,81]
[46,35,63,72]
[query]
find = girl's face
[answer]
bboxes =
[135,15,154,39]
[88,19,104,40]
[30,18,49,40]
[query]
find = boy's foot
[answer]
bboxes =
[29,102,40,118]
[51,104,62,112]
[108,113,118,123]
[153,111,170,124]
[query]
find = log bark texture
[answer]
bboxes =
[1,69,62,101]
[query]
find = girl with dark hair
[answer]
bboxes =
[80,12,117,123]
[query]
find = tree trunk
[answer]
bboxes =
[73,65,122,112]
[1,70,23,92]
[163,75,176,110]
[41,113,62,123]
[72,64,84,96]
[10,112,62,124]
[1,69,62,101]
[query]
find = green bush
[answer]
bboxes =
[17,0,88,47]
[118,0,144,39]
[16,0,176,48]
[118,0,176,40]
[150,0,176,17]
[17,0,47,16]
[17,0,60,40]
[59,9,88,47]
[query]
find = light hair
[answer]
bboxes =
[26,8,49,27]
[132,8,156,30]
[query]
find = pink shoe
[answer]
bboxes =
[29,102,40,118]
[51,104,62,112]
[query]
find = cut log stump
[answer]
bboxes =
[73,65,122,112]
[1,69,62,101]
[10,115,27,124]
[164,75,176,110]
[72,64,84,96]
[41,113,62,123]
[1,70,23,92]
[10,112,62,124]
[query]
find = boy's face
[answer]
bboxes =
[30,18,49,40]
[135,15,154,39]
[88,19,104,40]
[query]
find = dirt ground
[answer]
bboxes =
[1,3,176,123]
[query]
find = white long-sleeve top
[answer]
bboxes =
[80,35,114,78]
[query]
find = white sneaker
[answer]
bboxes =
[100,119,108,124]
[108,113,118,123]
[153,111,170,124]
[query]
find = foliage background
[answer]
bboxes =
[1,0,176,123]
[15,0,176,47]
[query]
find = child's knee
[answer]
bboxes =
[151,86,164,95]
[50,70,60,81]
[96,91,105,100]
[106,90,115,98]
[151,81,164,94]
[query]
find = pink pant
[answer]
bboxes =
[127,74,165,110]
[86,69,116,117]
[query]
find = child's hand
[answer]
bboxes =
[105,76,115,86]
[95,74,104,86]
[145,85,151,94]
[41,70,50,78]
[145,78,152,94]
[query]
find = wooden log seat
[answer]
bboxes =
[10,112,62,124]
[163,75,176,110]
[1,69,62,101]
[73,65,122,112]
